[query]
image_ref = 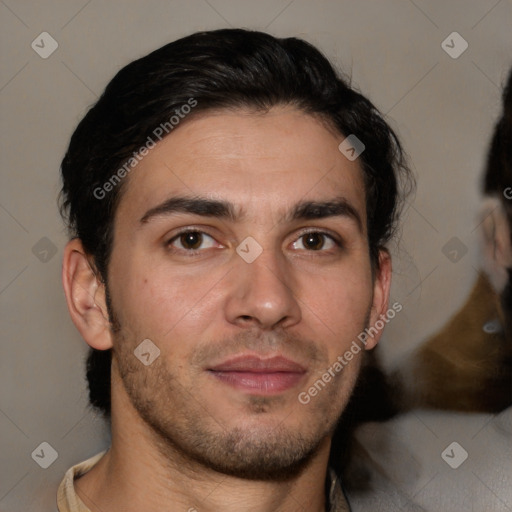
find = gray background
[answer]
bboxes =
[0,0,511,510]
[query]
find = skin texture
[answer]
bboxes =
[62,107,391,512]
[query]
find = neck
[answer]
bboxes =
[75,377,331,512]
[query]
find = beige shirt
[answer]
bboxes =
[57,451,107,512]
[57,451,350,512]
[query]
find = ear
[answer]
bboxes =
[365,249,392,350]
[62,238,113,350]
[480,198,512,292]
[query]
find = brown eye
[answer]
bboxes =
[179,231,203,249]
[291,231,339,252]
[302,232,325,250]
[167,231,217,252]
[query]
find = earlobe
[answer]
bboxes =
[365,249,392,350]
[62,238,113,350]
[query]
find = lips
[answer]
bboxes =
[207,355,307,394]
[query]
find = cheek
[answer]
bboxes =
[111,254,226,345]
[299,262,373,345]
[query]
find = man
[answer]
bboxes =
[481,68,512,334]
[57,28,410,511]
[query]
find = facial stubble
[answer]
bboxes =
[106,287,365,481]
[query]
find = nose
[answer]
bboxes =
[224,246,302,330]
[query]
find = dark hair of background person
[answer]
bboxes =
[483,68,512,335]
[483,68,512,226]
[58,29,412,461]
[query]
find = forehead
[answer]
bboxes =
[115,107,366,226]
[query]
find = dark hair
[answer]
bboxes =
[59,29,411,421]
[483,68,512,224]
[483,67,512,342]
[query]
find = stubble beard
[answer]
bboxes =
[107,291,362,481]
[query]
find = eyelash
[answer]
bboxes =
[165,228,343,255]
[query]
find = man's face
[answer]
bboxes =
[106,107,383,478]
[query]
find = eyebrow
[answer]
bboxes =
[289,197,363,231]
[139,195,363,232]
[139,196,239,224]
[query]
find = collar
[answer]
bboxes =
[57,451,106,512]
[327,467,351,512]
